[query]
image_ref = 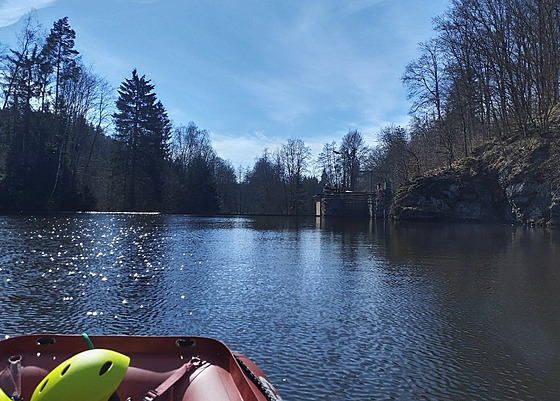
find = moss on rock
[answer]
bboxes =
[392,136,560,226]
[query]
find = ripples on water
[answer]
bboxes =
[0,214,559,400]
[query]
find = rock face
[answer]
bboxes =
[392,137,560,227]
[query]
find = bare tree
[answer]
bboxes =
[0,14,43,112]
[436,0,560,137]
[403,39,447,121]
[316,141,342,187]
[339,129,368,191]
[372,125,419,188]
[171,122,215,172]
[400,0,560,182]
[279,138,311,215]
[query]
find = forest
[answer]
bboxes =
[0,15,320,214]
[1,0,560,215]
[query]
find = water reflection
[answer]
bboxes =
[378,221,560,400]
[0,215,559,400]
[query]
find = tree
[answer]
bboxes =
[213,157,237,214]
[402,39,447,121]
[0,16,64,210]
[339,129,367,191]
[0,14,112,211]
[171,122,214,171]
[112,69,171,211]
[182,155,220,214]
[40,18,85,206]
[279,138,311,215]
[166,121,224,213]
[397,0,560,182]
[316,141,342,187]
[379,125,418,186]
[1,14,43,113]
[1,16,39,153]
[245,149,284,214]
[40,17,80,115]
[432,0,560,138]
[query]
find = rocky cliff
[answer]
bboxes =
[392,136,560,227]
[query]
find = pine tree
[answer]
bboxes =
[41,17,80,115]
[113,69,171,211]
[38,17,83,206]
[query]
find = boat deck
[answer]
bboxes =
[0,335,276,401]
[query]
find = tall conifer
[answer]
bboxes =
[113,69,170,211]
[41,17,80,115]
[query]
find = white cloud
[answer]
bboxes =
[245,77,314,125]
[0,0,444,169]
[0,0,58,28]
[238,0,410,135]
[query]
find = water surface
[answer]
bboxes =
[0,214,559,400]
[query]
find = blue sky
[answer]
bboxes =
[0,0,449,169]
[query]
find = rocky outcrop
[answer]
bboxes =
[392,137,560,227]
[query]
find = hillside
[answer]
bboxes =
[392,135,560,227]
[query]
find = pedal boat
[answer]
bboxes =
[0,334,282,401]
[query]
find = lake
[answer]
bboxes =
[0,213,559,400]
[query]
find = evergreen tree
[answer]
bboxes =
[40,17,80,115]
[112,69,171,211]
[39,17,83,206]
[213,157,237,214]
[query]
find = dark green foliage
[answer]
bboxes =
[244,150,284,214]
[0,17,98,211]
[183,156,220,214]
[112,69,171,211]
[213,158,237,214]
[41,17,80,115]
[0,15,254,214]
[0,148,54,210]
[0,14,228,215]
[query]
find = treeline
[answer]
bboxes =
[265,0,560,197]
[0,16,109,211]
[0,15,326,214]
[391,0,560,186]
[4,1,557,215]
[0,16,231,213]
[320,0,560,194]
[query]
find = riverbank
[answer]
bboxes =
[392,135,560,227]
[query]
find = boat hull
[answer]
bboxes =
[0,334,282,401]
